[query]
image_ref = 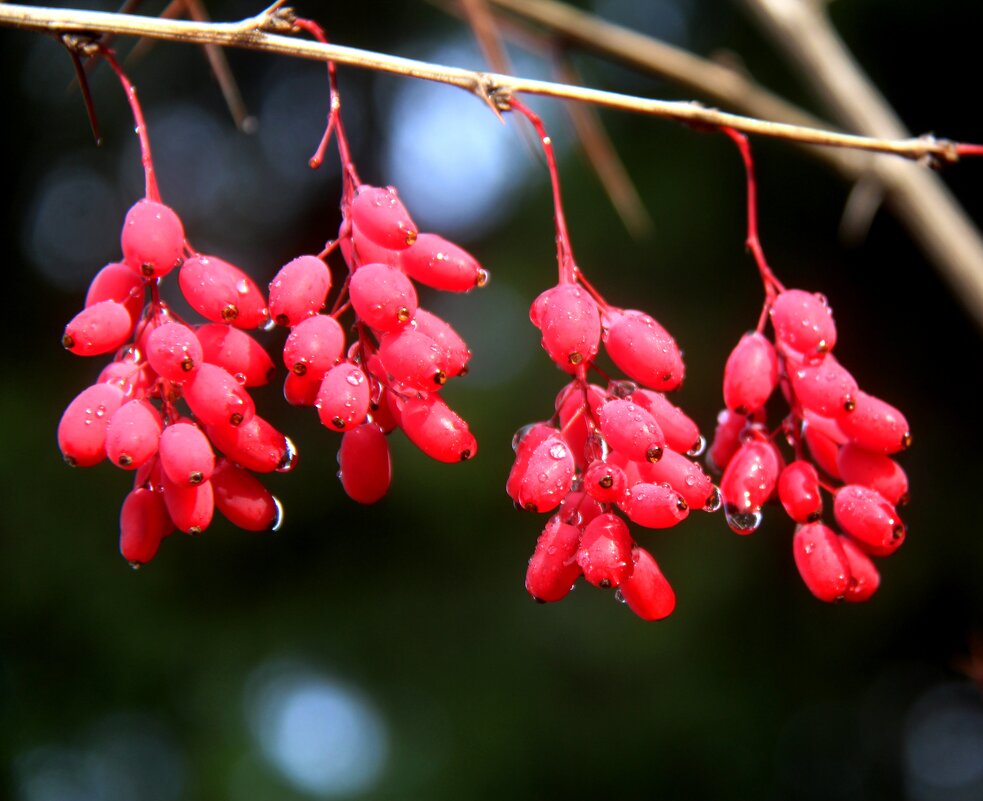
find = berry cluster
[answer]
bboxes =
[272,183,483,504]
[711,129,910,603]
[506,100,717,621]
[58,194,290,565]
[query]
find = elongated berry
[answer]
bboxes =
[603,310,684,391]
[211,459,280,531]
[221,261,269,330]
[282,314,345,379]
[350,185,418,249]
[196,324,274,387]
[159,422,215,486]
[146,322,203,381]
[778,460,822,523]
[837,391,911,454]
[316,363,371,432]
[635,447,714,510]
[283,371,321,407]
[723,331,778,414]
[206,414,289,474]
[770,289,836,361]
[507,423,556,502]
[836,443,909,506]
[707,408,746,474]
[62,300,134,356]
[631,389,702,456]
[597,398,666,464]
[576,513,634,589]
[86,261,145,323]
[179,255,242,323]
[377,327,448,392]
[583,460,628,504]
[507,434,575,513]
[525,515,582,603]
[556,490,605,529]
[349,263,418,333]
[839,535,880,602]
[803,418,843,479]
[412,309,470,378]
[619,482,689,529]
[269,255,332,327]
[833,484,904,556]
[619,547,676,621]
[793,522,850,602]
[119,487,173,566]
[162,474,214,534]
[105,399,162,469]
[720,438,781,533]
[58,382,126,467]
[400,233,488,292]
[398,394,476,463]
[121,199,185,278]
[183,363,255,428]
[338,423,392,504]
[788,354,858,417]
[555,382,606,468]
[529,284,601,371]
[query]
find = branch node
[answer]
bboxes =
[60,32,101,59]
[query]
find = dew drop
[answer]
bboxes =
[234,372,247,385]
[261,317,278,333]
[548,443,568,460]
[270,496,285,532]
[276,436,298,472]
[724,504,762,533]
[512,423,537,452]
[803,542,815,554]
[128,561,142,571]
[686,435,707,458]
[609,380,637,398]
[684,474,697,487]
[614,589,627,605]
[346,370,365,386]
[703,486,722,512]
[236,279,250,295]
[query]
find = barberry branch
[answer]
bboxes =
[0,2,976,164]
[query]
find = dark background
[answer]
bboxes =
[2,1,983,799]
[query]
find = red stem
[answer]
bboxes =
[722,127,785,298]
[955,143,983,157]
[100,47,160,203]
[509,97,576,284]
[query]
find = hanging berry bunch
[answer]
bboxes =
[505,99,719,621]
[710,129,911,603]
[268,17,483,505]
[57,48,291,566]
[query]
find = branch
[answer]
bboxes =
[0,2,972,163]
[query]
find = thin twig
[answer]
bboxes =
[0,2,974,163]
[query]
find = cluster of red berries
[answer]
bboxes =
[271,183,484,504]
[711,287,911,602]
[58,197,291,566]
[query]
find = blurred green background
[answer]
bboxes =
[2,1,983,799]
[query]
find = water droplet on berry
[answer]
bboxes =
[703,486,722,512]
[270,496,284,532]
[128,561,142,571]
[276,437,298,473]
[687,435,707,458]
[724,505,762,533]
[261,317,277,333]
[511,423,537,452]
[346,371,365,387]
[608,380,637,398]
[614,589,627,605]
[548,443,568,460]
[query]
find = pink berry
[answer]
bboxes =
[720,438,781,533]
[58,382,126,467]
[338,422,392,504]
[282,314,345,380]
[206,414,290,474]
[833,484,904,557]
[529,284,601,371]
[576,513,634,589]
[635,447,715,510]
[398,394,476,463]
[62,300,134,356]
[603,310,684,391]
[98,359,152,398]
[507,432,576,513]
[211,459,280,531]
[400,233,488,292]
[350,185,418,249]
[377,327,448,392]
[770,289,836,360]
[349,263,418,332]
[105,399,162,470]
[583,460,629,504]
[630,389,703,456]
[315,363,371,432]
[803,420,842,479]
[555,382,606,469]
[179,255,243,324]
[161,473,214,535]
[121,199,185,278]
[837,390,911,454]
[778,460,823,524]
[792,521,850,602]
[706,408,747,474]
[556,490,605,529]
[283,371,321,407]
[788,354,859,417]
[525,514,583,603]
[350,222,401,268]
[146,322,203,381]
[836,443,909,506]
[196,324,274,387]
[182,363,255,428]
[619,482,689,529]
[839,535,880,602]
[119,487,173,566]
[412,309,471,378]
[597,398,666,463]
[723,332,778,414]
[268,255,332,327]
[619,547,676,621]
[86,261,145,323]
[159,422,215,486]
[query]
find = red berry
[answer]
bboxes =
[619,482,689,529]
[196,324,274,387]
[583,460,629,504]
[398,394,476,463]
[282,314,345,380]
[316,363,371,432]
[833,484,904,556]
[619,547,676,621]
[179,255,243,324]
[631,389,703,456]
[792,521,850,602]
[282,370,321,407]
[635,447,715,510]
[377,327,448,392]
[839,535,880,602]
[58,382,126,467]
[837,390,911,454]
[597,398,666,464]
[161,473,214,535]
[146,322,203,381]
[788,354,858,417]
[211,459,280,531]
[506,432,575,513]
[803,419,843,479]
[525,514,583,603]
[268,255,332,327]
[206,414,290,474]
[411,309,471,379]
[400,233,488,292]
[349,263,418,332]
[778,460,823,524]
[603,310,684,391]
[770,289,836,361]
[723,331,778,414]
[121,199,185,279]
[706,408,747,474]
[836,443,909,506]
[350,185,418,249]
[105,399,162,470]
[119,487,173,566]
[182,363,255,428]
[576,512,634,589]
[720,438,781,533]
[159,422,215,486]
[86,261,145,323]
[529,284,601,371]
[62,300,134,356]
[338,422,392,504]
